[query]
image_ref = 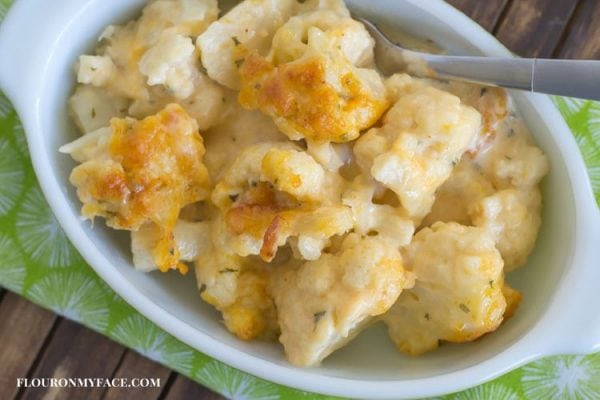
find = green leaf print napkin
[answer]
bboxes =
[1,2,599,399]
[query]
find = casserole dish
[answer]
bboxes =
[0,1,598,398]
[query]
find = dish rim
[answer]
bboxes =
[1,0,599,398]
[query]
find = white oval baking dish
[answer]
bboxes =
[0,1,599,398]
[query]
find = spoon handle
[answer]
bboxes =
[420,55,600,101]
[533,59,600,101]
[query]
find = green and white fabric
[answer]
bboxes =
[1,2,599,398]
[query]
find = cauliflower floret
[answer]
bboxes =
[172,76,227,130]
[139,34,198,99]
[384,73,429,101]
[238,25,388,143]
[212,142,343,209]
[77,55,115,87]
[422,160,495,227]
[355,74,481,219]
[202,104,286,182]
[342,176,415,248]
[132,220,211,272]
[59,127,112,163]
[195,247,279,341]
[69,85,129,133]
[305,141,353,171]
[128,74,225,131]
[470,188,542,271]
[285,206,353,260]
[384,222,511,355]
[215,195,352,262]
[64,104,210,273]
[100,0,218,100]
[386,74,506,153]
[272,234,415,366]
[136,0,219,40]
[487,134,549,189]
[71,0,223,132]
[96,23,148,101]
[211,143,351,261]
[427,81,509,156]
[211,142,299,209]
[261,148,325,201]
[197,0,297,89]
[387,75,510,152]
[271,8,374,67]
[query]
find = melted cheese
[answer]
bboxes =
[68,104,210,273]
[385,222,511,355]
[355,75,481,220]
[272,234,414,366]
[238,27,388,143]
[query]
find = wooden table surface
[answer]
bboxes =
[1,1,599,399]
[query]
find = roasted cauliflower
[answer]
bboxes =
[422,160,495,227]
[72,0,224,132]
[238,16,388,143]
[272,234,415,366]
[195,246,279,341]
[385,222,513,355]
[62,104,210,273]
[197,0,297,89]
[470,188,542,271]
[355,74,481,220]
[211,143,351,261]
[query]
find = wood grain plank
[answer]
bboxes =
[495,0,579,58]
[162,375,225,400]
[557,0,600,59]
[0,293,57,400]
[445,0,511,32]
[101,351,172,400]
[19,319,126,400]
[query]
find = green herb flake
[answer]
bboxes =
[219,268,239,274]
[91,108,96,118]
[232,36,241,46]
[459,303,471,313]
[234,58,244,68]
[489,280,494,288]
[313,311,326,325]
[424,313,430,320]
[480,88,488,96]
[229,193,239,202]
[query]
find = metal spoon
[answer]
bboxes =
[356,17,600,101]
